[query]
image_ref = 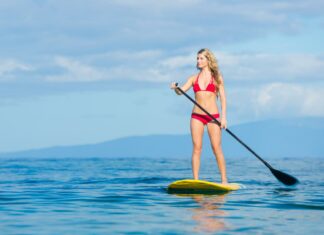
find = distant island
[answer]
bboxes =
[0,117,323,159]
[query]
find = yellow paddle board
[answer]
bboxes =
[167,179,241,194]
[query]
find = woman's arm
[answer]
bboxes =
[218,74,227,129]
[170,75,195,95]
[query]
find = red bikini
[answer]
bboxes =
[193,73,218,93]
[192,74,219,125]
[191,113,220,125]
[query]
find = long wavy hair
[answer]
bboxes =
[197,48,222,86]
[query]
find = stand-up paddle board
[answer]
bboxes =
[167,179,241,194]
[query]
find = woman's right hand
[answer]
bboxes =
[170,82,178,90]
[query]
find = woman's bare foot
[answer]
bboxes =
[221,179,229,185]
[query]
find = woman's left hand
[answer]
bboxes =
[220,118,227,129]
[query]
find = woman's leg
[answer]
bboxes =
[191,118,205,180]
[207,122,228,184]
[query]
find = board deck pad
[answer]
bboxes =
[167,179,241,194]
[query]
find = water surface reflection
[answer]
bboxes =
[171,193,229,233]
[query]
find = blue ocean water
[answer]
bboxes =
[0,156,323,234]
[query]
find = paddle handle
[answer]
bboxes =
[175,84,273,169]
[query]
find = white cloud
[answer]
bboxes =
[277,54,324,78]
[43,50,324,85]
[159,53,196,70]
[1,0,323,58]
[218,52,324,82]
[44,51,194,83]
[122,51,324,84]
[45,56,106,82]
[0,59,33,81]
[228,82,324,123]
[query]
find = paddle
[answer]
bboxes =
[175,84,299,186]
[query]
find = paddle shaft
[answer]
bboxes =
[175,85,272,169]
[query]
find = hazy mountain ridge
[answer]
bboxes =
[1,117,323,159]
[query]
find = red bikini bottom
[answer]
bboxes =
[191,113,220,125]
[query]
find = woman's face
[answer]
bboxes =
[197,53,209,69]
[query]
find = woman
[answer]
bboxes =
[170,48,228,184]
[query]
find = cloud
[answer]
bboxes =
[159,53,196,70]
[45,56,106,82]
[0,59,33,81]
[44,51,194,83]
[15,49,324,86]
[1,0,323,58]
[0,1,323,116]
[0,2,323,85]
[128,51,324,84]
[228,82,324,122]
[218,52,324,82]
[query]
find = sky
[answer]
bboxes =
[0,0,323,152]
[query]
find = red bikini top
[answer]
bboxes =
[193,74,218,93]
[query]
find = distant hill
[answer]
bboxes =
[0,117,323,159]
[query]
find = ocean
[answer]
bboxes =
[0,156,323,234]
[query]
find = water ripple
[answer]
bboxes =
[0,157,323,234]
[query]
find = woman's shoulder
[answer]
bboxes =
[218,73,224,85]
[187,73,199,82]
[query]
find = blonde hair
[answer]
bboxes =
[197,48,222,86]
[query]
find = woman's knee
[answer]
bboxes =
[192,144,202,154]
[211,144,222,155]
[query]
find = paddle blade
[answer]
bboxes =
[270,168,299,186]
